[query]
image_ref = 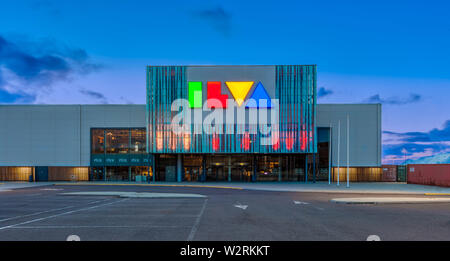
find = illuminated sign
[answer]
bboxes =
[188,81,272,109]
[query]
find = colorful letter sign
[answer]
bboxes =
[225,81,254,107]
[207,81,228,108]
[188,81,202,108]
[188,81,271,108]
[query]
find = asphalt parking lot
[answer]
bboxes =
[0,184,449,241]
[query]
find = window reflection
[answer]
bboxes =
[91,129,105,154]
[91,128,146,154]
[130,129,146,153]
[106,129,129,154]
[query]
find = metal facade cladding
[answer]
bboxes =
[146,65,317,154]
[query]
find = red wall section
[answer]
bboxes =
[407,164,450,187]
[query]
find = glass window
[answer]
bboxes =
[130,128,146,153]
[131,166,150,181]
[106,166,129,181]
[105,129,129,154]
[91,129,105,154]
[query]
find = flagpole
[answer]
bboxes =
[337,120,340,186]
[346,114,350,188]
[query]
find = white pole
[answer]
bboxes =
[328,121,332,185]
[337,120,340,186]
[346,114,350,188]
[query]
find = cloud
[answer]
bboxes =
[317,87,333,98]
[0,88,36,103]
[365,93,421,105]
[79,89,108,104]
[384,120,450,143]
[0,34,101,103]
[382,120,450,164]
[195,6,232,37]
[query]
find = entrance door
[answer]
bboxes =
[91,167,104,181]
[185,167,200,181]
[231,165,252,182]
[207,165,227,181]
[35,167,48,181]
[183,155,203,181]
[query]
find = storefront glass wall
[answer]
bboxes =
[106,166,128,181]
[106,129,129,154]
[152,154,328,182]
[131,129,146,153]
[91,129,105,154]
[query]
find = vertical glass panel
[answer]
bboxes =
[91,129,105,154]
[130,128,146,153]
[105,166,129,181]
[90,167,104,181]
[131,166,149,182]
[256,155,280,181]
[105,129,129,154]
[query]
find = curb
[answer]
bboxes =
[62,191,208,198]
[54,183,243,190]
[330,197,450,204]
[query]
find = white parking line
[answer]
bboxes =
[0,205,74,222]
[293,201,310,205]
[293,200,325,210]
[186,198,208,241]
[0,198,129,231]
[9,225,192,229]
[85,198,113,205]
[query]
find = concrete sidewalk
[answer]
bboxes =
[2,181,450,195]
[331,197,450,204]
[0,182,53,192]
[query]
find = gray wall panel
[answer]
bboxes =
[0,104,379,167]
[0,106,80,166]
[316,104,381,167]
[80,105,146,165]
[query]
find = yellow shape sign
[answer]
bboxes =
[225,81,254,107]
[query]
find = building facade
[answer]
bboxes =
[0,65,382,182]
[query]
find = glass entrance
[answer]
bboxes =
[183,155,203,181]
[105,166,129,181]
[91,167,104,181]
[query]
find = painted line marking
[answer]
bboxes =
[425,193,450,196]
[54,183,243,190]
[0,198,112,223]
[10,225,192,229]
[293,201,310,205]
[233,203,248,210]
[0,206,75,222]
[293,200,324,210]
[187,198,208,241]
[85,198,113,205]
[0,198,129,231]
[40,188,63,191]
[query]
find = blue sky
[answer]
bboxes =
[1,0,449,163]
